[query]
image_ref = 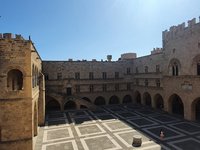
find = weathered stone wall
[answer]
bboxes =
[0,33,44,150]
[43,60,135,110]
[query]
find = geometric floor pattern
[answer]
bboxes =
[35,104,200,150]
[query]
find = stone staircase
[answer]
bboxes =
[65,95,97,110]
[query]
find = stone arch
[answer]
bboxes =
[168,58,181,76]
[168,94,184,117]
[134,91,141,104]
[143,92,152,106]
[109,95,119,104]
[154,94,164,109]
[7,69,23,91]
[94,96,106,105]
[123,95,132,103]
[46,96,61,111]
[64,101,76,110]
[82,97,91,102]
[191,97,200,121]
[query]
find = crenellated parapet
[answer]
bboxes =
[0,33,24,40]
[162,17,200,43]
[151,48,163,55]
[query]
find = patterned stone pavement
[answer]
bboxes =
[35,104,200,150]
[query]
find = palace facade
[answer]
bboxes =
[0,17,200,149]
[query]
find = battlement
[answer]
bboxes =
[151,48,163,55]
[162,17,200,42]
[0,33,25,40]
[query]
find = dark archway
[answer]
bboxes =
[123,95,132,103]
[154,94,164,109]
[46,99,61,111]
[192,98,200,121]
[169,94,184,116]
[143,92,152,106]
[196,100,200,121]
[109,95,119,104]
[80,105,88,109]
[94,96,106,105]
[82,97,91,102]
[134,91,141,104]
[64,101,76,110]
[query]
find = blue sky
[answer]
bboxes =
[1,0,200,61]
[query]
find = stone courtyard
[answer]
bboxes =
[35,104,200,150]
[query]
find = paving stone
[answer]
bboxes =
[47,129,70,140]
[81,135,121,150]
[150,115,179,123]
[73,117,93,124]
[170,122,200,134]
[169,138,200,150]
[76,124,105,136]
[103,121,131,131]
[35,104,200,150]
[128,118,158,127]
[117,112,138,118]
[96,114,117,121]
[48,120,66,126]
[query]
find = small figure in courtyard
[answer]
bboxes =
[160,129,164,140]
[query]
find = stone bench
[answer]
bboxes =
[132,135,142,147]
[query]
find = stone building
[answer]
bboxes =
[42,56,135,111]
[43,17,200,122]
[0,17,200,150]
[0,33,45,150]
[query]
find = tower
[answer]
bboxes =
[0,33,45,150]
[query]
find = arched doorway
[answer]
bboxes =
[82,97,91,102]
[109,95,119,104]
[64,101,76,110]
[154,94,164,109]
[46,97,61,111]
[123,95,132,103]
[191,98,200,121]
[134,91,141,104]
[143,92,152,106]
[169,94,184,116]
[94,96,106,105]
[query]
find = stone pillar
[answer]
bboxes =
[184,99,194,121]
[141,95,145,105]
[38,73,45,126]
[163,95,170,113]
[152,98,156,109]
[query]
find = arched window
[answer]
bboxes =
[172,62,178,76]
[169,59,180,76]
[7,69,23,91]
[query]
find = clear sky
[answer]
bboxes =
[1,0,200,61]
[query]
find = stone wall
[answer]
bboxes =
[0,33,45,150]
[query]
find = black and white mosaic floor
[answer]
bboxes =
[35,104,200,150]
